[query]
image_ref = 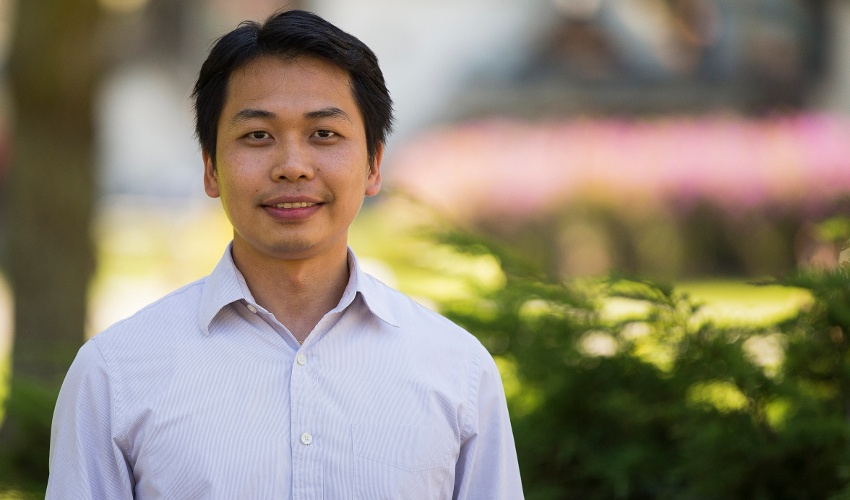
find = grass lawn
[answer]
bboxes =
[677,280,812,327]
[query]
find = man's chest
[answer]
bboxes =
[121,340,467,500]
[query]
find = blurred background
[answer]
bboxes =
[2,0,850,497]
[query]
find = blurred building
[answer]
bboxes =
[84,0,849,200]
[450,0,834,117]
[2,0,849,279]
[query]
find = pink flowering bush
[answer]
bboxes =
[391,114,850,217]
[390,114,850,277]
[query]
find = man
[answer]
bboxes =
[47,10,523,499]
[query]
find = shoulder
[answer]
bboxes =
[361,272,491,361]
[81,278,210,423]
[360,273,506,436]
[95,278,206,340]
[90,277,207,363]
[63,336,110,390]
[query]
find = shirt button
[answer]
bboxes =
[301,432,312,445]
[296,353,307,366]
[247,304,258,314]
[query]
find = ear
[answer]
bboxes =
[203,149,220,198]
[365,142,383,197]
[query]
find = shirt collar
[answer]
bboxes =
[198,243,399,335]
[348,250,400,328]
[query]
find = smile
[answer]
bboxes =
[272,202,316,209]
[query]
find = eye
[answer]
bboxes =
[313,130,337,139]
[246,131,271,140]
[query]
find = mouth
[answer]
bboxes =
[269,202,318,209]
[261,200,323,222]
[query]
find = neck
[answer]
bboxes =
[231,237,351,343]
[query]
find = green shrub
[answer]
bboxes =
[440,232,850,500]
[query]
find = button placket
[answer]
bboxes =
[295,352,309,446]
[291,347,321,499]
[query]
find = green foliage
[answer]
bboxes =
[0,378,58,497]
[440,234,850,500]
[815,217,850,245]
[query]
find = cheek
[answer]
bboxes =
[222,152,259,176]
[321,140,368,168]
[215,170,248,207]
[221,139,275,167]
[332,167,369,197]
[218,153,267,193]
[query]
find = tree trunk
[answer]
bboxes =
[0,0,101,487]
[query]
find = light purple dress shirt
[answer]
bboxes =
[47,245,524,499]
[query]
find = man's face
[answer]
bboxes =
[203,55,382,262]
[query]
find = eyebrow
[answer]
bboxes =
[230,106,353,126]
[303,107,352,124]
[231,108,276,124]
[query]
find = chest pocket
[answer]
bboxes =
[351,424,457,471]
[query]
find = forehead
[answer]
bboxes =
[221,55,357,119]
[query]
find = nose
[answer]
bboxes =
[270,137,314,182]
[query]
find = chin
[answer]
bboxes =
[267,238,316,257]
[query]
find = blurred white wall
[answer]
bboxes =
[311,0,550,143]
[98,63,203,198]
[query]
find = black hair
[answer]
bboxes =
[192,9,393,167]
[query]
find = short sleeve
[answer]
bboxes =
[46,338,134,499]
[453,346,524,499]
